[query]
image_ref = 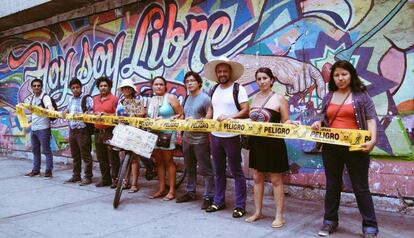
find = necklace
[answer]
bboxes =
[257,91,272,98]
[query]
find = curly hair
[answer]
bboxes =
[96,76,113,89]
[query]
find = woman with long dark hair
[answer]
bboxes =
[311,60,378,237]
[245,67,296,228]
[147,76,183,201]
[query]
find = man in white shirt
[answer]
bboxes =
[204,58,249,218]
[25,78,55,178]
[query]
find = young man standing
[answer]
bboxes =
[25,78,55,178]
[176,72,215,209]
[204,58,249,218]
[64,78,94,186]
[93,76,120,188]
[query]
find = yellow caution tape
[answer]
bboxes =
[16,103,370,150]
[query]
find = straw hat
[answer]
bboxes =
[204,57,244,82]
[117,78,137,92]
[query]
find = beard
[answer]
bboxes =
[218,76,230,84]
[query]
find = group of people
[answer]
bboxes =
[24,58,379,237]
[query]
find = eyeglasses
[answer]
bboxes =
[32,85,42,88]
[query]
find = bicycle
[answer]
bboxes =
[107,125,187,209]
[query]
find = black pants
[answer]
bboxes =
[69,128,93,179]
[95,128,120,183]
[322,144,378,234]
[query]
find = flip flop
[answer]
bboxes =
[128,185,139,193]
[271,219,286,228]
[162,194,175,201]
[245,214,262,223]
[149,192,164,199]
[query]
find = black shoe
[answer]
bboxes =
[363,233,377,238]
[95,180,111,187]
[24,171,40,177]
[110,179,118,189]
[79,178,92,186]
[176,193,195,203]
[201,197,213,210]
[44,171,53,179]
[206,204,225,213]
[232,207,246,218]
[64,176,81,183]
[318,224,337,236]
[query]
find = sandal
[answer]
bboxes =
[149,191,164,199]
[271,219,286,228]
[128,185,139,193]
[162,193,175,201]
[232,207,246,218]
[205,204,225,213]
[245,214,262,223]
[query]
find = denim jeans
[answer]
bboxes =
[183,142,215,199]
[322,144,378,235]
[210,135,246,209]
[31,128,53,172]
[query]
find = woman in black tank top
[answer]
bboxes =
[245,67,297,228]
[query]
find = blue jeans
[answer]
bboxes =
[210,135,246,209]
[183,142,215,198]
[31,128,54,172]
[322,144,378,235]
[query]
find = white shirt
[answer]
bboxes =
[211,83,248,138]
[30,92,52,131]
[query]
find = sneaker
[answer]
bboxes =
[95,180,111,187]
[176,193,195,203]
[201,197,213,210]
[318,224,336,236]
[64,176,81,183]
[206,204,225,213]
[24,171,40,177]
[44,171,53,179]
[232,207,246,218]
[79,178,92,186]
[363,233,377,238]
[110,179,118,189]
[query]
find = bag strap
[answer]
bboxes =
[259,92,274,110]
[328,92,351,126]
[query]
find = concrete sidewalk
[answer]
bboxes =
[0,156,413,238]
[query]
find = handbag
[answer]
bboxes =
[308,92,351,153]
[155,132,172,147]
[242,92,275,150]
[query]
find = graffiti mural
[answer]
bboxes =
[0,0,413,197]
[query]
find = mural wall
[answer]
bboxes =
[0,0,413,197]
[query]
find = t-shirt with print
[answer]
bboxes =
[30,92,52,131]
[211,83,248,138]
[183,91,211,144]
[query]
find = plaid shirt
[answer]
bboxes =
[67,93,93,129]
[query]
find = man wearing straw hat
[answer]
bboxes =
[204,57,249,218]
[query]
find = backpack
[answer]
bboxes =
[32,94,58,122]
[209,82,241,111]
[80,94,95,134]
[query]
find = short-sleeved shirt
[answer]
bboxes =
[93,93,118,129]
[211,83,248,138]
[67,93,94,129]
[183,92,211,144]
[30,92,52,131]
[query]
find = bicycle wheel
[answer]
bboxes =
[113,153,131,209]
